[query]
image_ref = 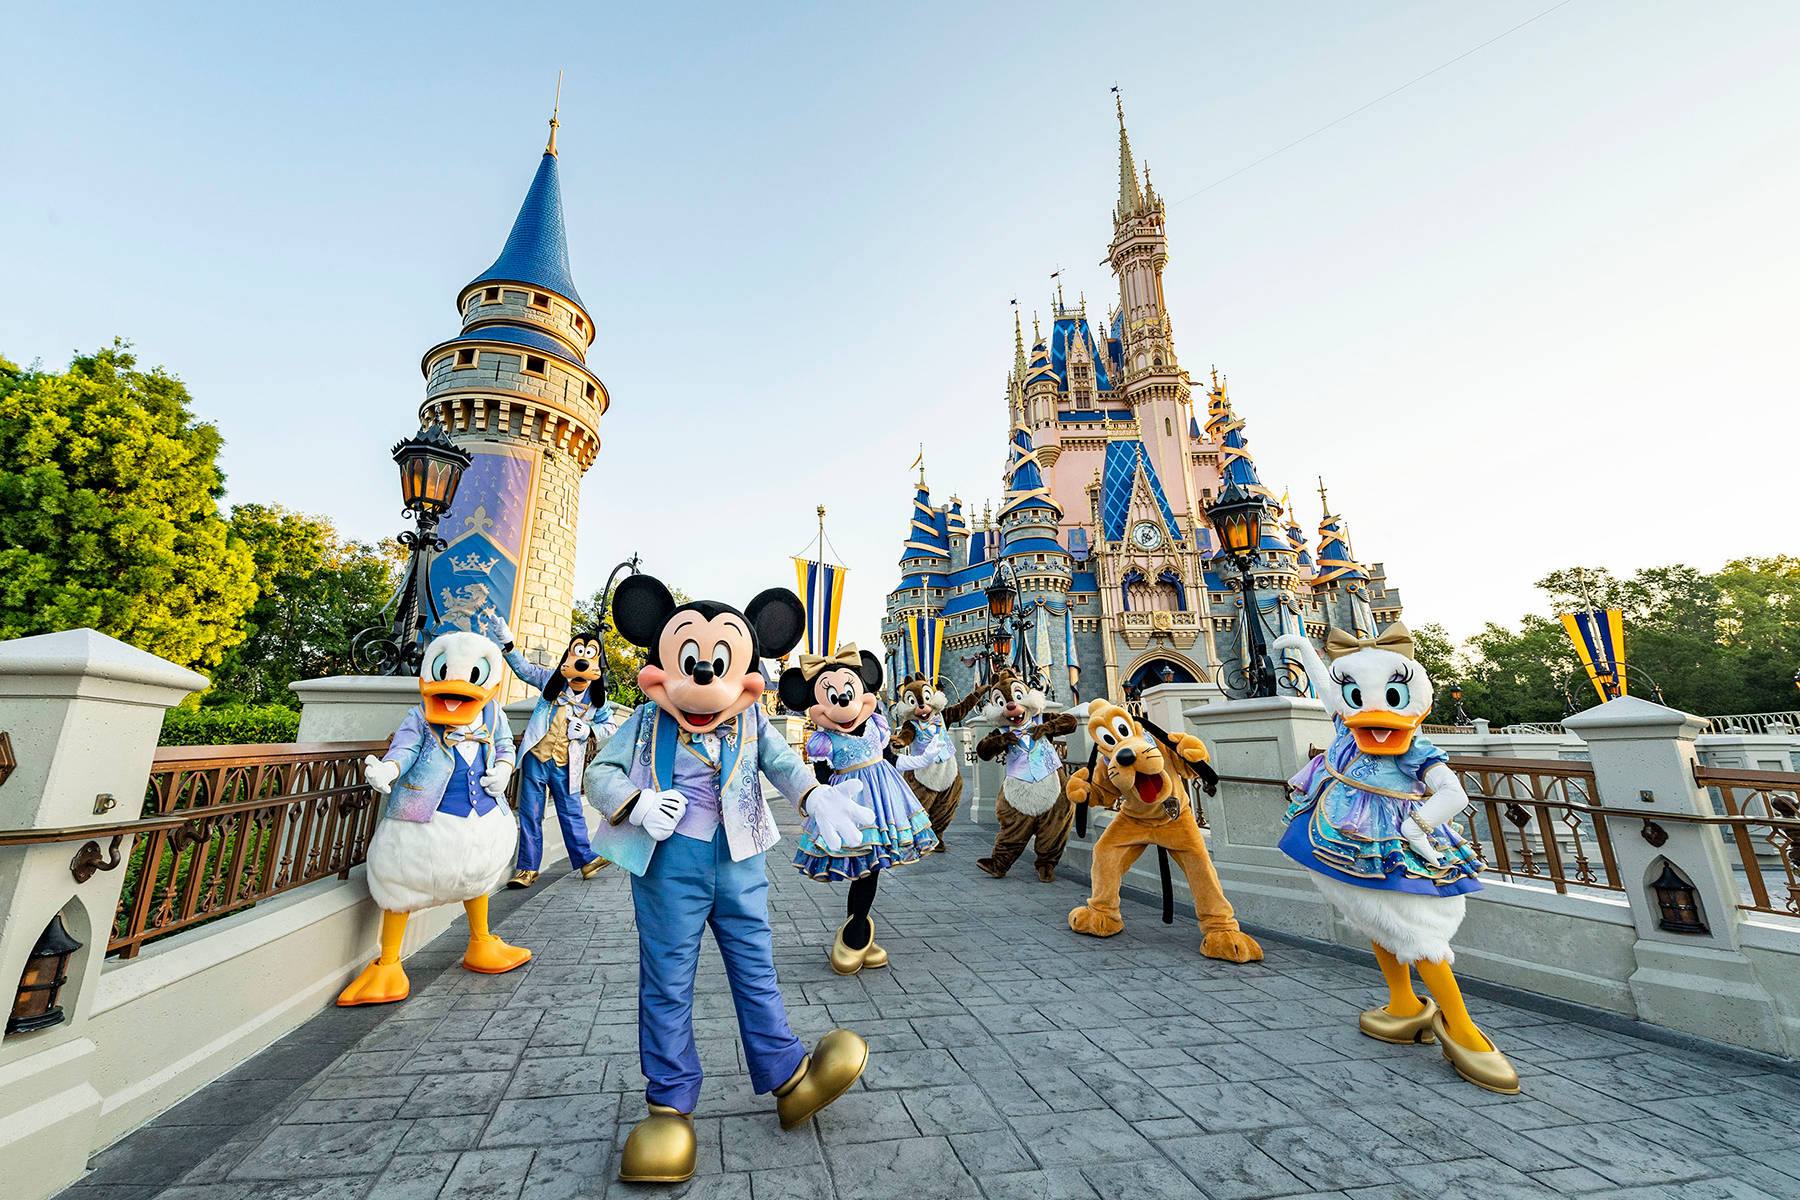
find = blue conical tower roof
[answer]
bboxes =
[998,426,1061,520]
[467,151,585,309]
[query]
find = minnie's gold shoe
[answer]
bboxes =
[861,919,888,970]
[1358,997,1438,1044]
[618,1104,696,1183]
[829,920,864,975]
[1432,1011,1521,1094]
[774,1029,868,1129]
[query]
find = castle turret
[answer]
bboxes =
[418,109,609,694]
[1312,480,1375,637]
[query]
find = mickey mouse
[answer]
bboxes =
[778,644,939,976]
[585,573,874,1185]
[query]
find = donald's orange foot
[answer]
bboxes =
[337,959,410,1006]
[463,935,531,974]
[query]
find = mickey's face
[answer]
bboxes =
[638,610,764,734]
[810,667,877,732]
[560,636,603,690]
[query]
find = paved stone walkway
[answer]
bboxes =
[59,814,1800,1200]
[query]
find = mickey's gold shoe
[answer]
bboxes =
[578,857,609,880]
[774,1029,868,1129]
[861,919,888,970]
[507,870,538,890]
[1358,997,1438,1045]
[1432,1012,1521,1095]
[829,920,863,976]
[618,1104,695,1183]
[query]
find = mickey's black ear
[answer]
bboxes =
[612,575,676,649]
[746,588,806,659]
[859,650,884,692]
[777,667,814,713]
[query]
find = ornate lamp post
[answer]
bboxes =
[1205,480,1279,699]
[354,426,473,676]
[978,563,1048,696]
[1449,684,1470,726]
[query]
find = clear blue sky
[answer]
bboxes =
[5,1,1797,650]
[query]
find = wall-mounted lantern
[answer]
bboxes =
[8,914,82,1035]
[1650,862,1708,935]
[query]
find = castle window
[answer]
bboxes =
[584,382,597,401]
[1165,418,1172,436]
[529,292,552,312]
[574,314,586,333]
[1036,555,1046,563]
[455,348,478,369]
[483,287,500,304]
[522,355,548,378]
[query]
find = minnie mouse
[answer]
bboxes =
[778,646,939,975]
[586,574,875,1184]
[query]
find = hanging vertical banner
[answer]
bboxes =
[1561,609,1626,703]
[905,615,944,684]
[1034,602,1053,677]
[794,558,848,656]
[1065,607,1081,697]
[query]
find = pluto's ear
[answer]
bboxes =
[858,651,884,693]
[746,588,806,659]
[612,575,676,649]
[777,666,814,713]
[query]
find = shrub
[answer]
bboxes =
[159,704,300,747]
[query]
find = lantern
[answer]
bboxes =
[984,572,1018,620]
[1159,664,1176,684]
[391,425,472,519]
[1650,863,1708,935]
[9,914,81,1035]
[991,631,1014,665]
[1205,480,1267,561]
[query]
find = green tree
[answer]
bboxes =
[0,343,257,670]
[207,504,399,705]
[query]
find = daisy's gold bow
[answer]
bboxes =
[798,644,862,679]
[1324,623,1415,662]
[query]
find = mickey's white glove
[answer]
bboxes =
[488,612,516,648]
[364,756,401,796]
[807,780,875,852]
[630,788,688,842]
[480,758,514,800]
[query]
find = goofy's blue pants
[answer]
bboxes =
[516,753,598,871]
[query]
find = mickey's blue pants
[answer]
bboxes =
[516,753,597,871]
[632,826,807,1114]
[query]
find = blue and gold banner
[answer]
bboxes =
[794,558,848,657]
[1561,608,1626,702]
[905,615,944,684]
[427,444,539,637]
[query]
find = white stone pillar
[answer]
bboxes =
[289,675,422,743]
[0,630,206,1200]
[1563,695,1786,1054]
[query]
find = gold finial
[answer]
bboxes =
[546,72,562,156]
[1115,87,1125,129]
[917,444,927,487]
[1317,476,1331,520]
[1033,311,1041,340]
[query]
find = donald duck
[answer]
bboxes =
[1274,623,1519,1094]
[337,628,531,1006]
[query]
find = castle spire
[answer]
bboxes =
[1115,92,1143,219]
[1013,308,1027,376]
[546,72,562,156]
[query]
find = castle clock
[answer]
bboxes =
[1130,521,1164,551]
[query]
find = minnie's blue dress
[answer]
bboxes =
[1279,723,1484,897]
[793,713,938,881]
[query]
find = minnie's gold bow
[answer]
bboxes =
[1324,623,1415,662]
[798,644,862,679]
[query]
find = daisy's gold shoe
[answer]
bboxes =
[774,1029,868,1129]
[829,920,864,975]
[507,869,538,890]
[578,857,609,880]
[861,919,888,970]
[1358,997,1438,1045]
[618,1104,695,1183]
[1432,1012,1521,1095]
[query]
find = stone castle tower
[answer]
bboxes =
[417,109,609,698]
[882,99,1403,704]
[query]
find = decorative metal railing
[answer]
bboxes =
[1700,711,1800,736]
[1421,723,1475,735]
[1443,756,1618,894]
[1690,764,1800,917]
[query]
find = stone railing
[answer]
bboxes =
[1701,710,1800,736]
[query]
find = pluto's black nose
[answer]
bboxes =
[1115,746,1137,766]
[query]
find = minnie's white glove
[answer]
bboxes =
[480,758,514,800]
[364,756,401,796]
[893,745,935,773]
[630,788,688,842]
[931,736,956,764]
[807,780,875,852]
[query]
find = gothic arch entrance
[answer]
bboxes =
[1123,654,1199,695]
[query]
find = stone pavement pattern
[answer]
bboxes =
[58,814,1800,1200]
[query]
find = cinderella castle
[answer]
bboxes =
[881,100,1404,705]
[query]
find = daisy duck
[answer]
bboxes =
[1274,624,1518,1094]
[586,573,875,1184]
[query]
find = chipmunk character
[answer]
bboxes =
[1065,700,1263,962]
[489,615,624,888]
[1275,625,1516,1094]
[889,674,979,851]
[587,574,873,1184]
[779,647,939,975]
[972,669,1078,882]
[340,630,528,1006]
